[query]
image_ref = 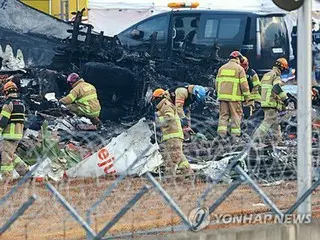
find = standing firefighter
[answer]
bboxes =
[59,73,101,125]
[0,82,28,180]
[167,85,206,140]
[253,58,290,145]
[152,89,193,176]
[215,51,250,139]
[241,56,261,118]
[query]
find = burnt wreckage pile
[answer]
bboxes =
[0,8,309,183]
[47,9,225,122]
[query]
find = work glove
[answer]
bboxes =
[181,117,189,128]
[283,98,290,107]
[60,104,68,111]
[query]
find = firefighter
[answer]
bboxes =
[0,81,29,180]
[215,51,250,140]
[167,85,206,140]
[240,56,261,119]
[252,58,290,145]
[59,73,101,125]
[152,88,193,176]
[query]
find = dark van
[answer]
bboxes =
[117,10,289,76]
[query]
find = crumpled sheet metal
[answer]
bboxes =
[67,118,163,178]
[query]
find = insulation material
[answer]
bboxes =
[67,118,163,177]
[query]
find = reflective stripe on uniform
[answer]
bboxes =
[76,93,98,104]
[1,110,11,118]
[217,126,227,132]
[258,123,269,133]
[231,128,241,134]
[279,92,287,99]
[14,156,23,164]
[2,123,23,140]
[239,77,247,84]
[162,115,183,141]
[221,69,236,76]
[1,165,14,172]
[178,160,190,168]
[217,77,239,83]
[163,132,183,140]
[217,94,244,101]
[253,81,261,87]
[68,93,76,102]
[250,94,261,100]
[261,84,275,107]
[176,99,185,104]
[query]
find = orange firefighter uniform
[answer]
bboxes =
[0,90,28,179]
[59,79,101,118]
[215,59,250,137]
[155,94,192,175]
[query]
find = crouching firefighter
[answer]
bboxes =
[252,58,290,145]
[152,89,193,176]
[0,82,29,180]
[167,85,206,141]
[59,73,102,125]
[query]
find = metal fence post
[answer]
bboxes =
[297,0,312,215]
[146,173,191,229]
[46,183,97,239]
[95,186,150,240]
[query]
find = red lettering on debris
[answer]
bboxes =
[98,149,109,160]
[103,164,114,174]
[97,159,112,167]
[97,148,116,175]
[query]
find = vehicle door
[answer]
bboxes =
[117,13,170,58]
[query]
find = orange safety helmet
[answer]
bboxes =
[241,56,249,71]
[3,81,18,94]
[152,88,165,99]
[275,58,289,71]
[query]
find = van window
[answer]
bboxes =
[201,16,244,41]
[204,19,218,38]
[218,19,242,39]
[135,16,168,41]
[259,16,287,54]
[120,14,169,43]
[171,14,201,50]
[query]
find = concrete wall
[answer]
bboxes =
[152,220,320,240]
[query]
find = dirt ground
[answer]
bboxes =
[0,176,320,240]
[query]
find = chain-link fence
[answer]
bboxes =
[1,110,320,240]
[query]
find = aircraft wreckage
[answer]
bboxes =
[0,0,315,183]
